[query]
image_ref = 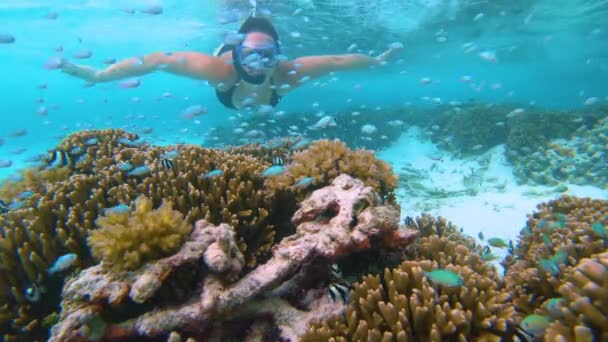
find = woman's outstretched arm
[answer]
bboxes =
[277,43,403,90]
[60,51,235,85]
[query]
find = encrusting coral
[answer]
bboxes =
[48,175,418,341]
[88,196,191,271]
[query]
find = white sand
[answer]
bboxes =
[378,127,608,247]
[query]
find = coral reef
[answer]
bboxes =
[88,196,191,271]
[0,129,277,341]
[503,195,608,317]
[0,167,70,202]
[304,214,517,341]
[544,251,608,341]
[510,116,608,187]
[48,175,418,341]
[265,139,398,202]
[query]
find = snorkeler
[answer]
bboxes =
[60,15,403,110]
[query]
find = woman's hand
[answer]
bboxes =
[375,42,404,63]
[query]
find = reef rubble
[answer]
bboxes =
[49,174,418,341]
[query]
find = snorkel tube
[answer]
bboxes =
[231,15,282,85]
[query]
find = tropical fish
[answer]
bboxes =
[310,115,337,130]
[126,165,150,177]
[84,138,98,146]
[119,78,141,89]
[481,246,498,261]
[519,314,551,337]
[0,160,12,168]
[542,233,552,248]
[204,169,224,178]
[423,269,464,288]
[295,177,314,188]
[591,222,607,239]
[550,220,565,229]
[478,231,485,240]
[24,282,45,302]
[46,150,74,168]
[0,200,8,214]
[48,253,78,274]
[537,219,547,229]
[543,297,565,317]
[162,150,179,160]
[262,165,285,177]
[539,257,560,275]
[0,34,15,44]
[160,159,174,169]
[141,5,163,15]
[104,204,130,216]
[117,162,134,172]
[487,237,508,248]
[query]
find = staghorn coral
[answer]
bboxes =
[49,175,418,341]
[0,129,279,341]
[265,139,398,202]
[0,167,70,202]
[303,212,516,341]
[503,195,608,319]
[88,196,191,271]
[543,251,608,341]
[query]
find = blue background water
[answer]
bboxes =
[0,0,607,180]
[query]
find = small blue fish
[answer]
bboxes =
[519,314,551,337]
[162,150,179,159]
[550,220,565,229]
[295,177,314,188]
[542,233,552,248]
[126,165,150,177]
[7,201,25,210]
[71,146,84,155]
[263,165,285,177]
[539,258,560,276]
[591,222,607,239]
[119,78,141,89]
[17,191,34,200]
[0,160,13,168]
[117,137,145,147]
[84,138,98,146]
[47,253,77,274]
[487,237,507,248]
[537,219,547,229]
[117,162,134,172]
[423,269,464,287]
[543,297,564,317]
[204,169,224,178]
[73,50,93,59]
[104,204,130,216]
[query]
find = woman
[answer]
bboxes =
[61,15,403,110]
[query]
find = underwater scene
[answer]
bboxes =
[1,0,608,340]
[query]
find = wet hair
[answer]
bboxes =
[238,16,279,43]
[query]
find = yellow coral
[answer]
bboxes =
[88,196,191,271]
[265,139,397,202]
[0,167,70,201]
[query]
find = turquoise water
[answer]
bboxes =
[1,1,608,340]
[1,0,607,180]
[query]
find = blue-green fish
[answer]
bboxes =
[84,138,99,146]
[550,220,565,229]
[126,165,150,177]
[542,233,552,248]
[519,314,551,336]
[487,237,508,248]
[423,269,464,287]
[204,169,224,178]
[104,204,130,216]
[591,222,607,239]
[553,213,567,221]
[543,297,564,317]
[295,177,314,188]
[539,258,560,276]
[537,219,547,229]
[117,162,134,172]
[262,165,285,177]
[47,253,77,274]
[478,231,485,241]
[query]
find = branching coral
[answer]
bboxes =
[0,167,70,201]
[265,139,398,202]
[49,175,418,342]
[544,251,608,341]
[303,213,516,341]
[503,195,608,316]
[0,129,279,341]
[88,196,191,271]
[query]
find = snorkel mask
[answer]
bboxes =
[233,38,281,84]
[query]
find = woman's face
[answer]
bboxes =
[239,32,279,76]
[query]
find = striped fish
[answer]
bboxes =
[0,199,8,214]
[46,150,74,168]
[160,159,174,169]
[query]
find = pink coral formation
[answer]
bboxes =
[49,175,417,341]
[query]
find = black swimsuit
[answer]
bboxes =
[215,76,282,109]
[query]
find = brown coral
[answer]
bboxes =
[543,251,608,341]
[88,196,191,271]
[303,214,516,341]
[265,139,398,202]
[0,129,280,341]
[503,195,608,316]
[49,175,417,342]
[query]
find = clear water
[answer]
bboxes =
[1,0,608,338]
